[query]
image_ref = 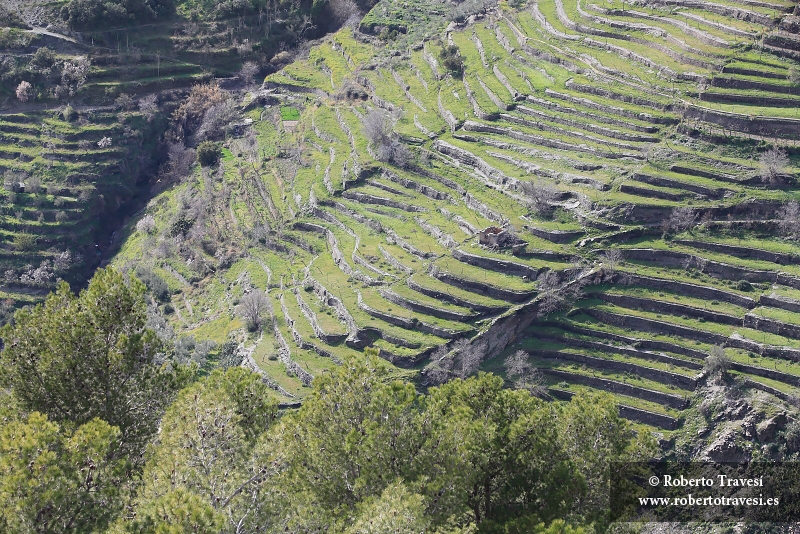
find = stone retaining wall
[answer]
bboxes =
[383,169,453,201]
[543,368,687,408]
[744,313,800,341]
[632,171,727,199]
[406,278,507,314]
[452,248,543,279]
[761,293,800,313]
[613,271,758,309]
[684,106,800,138]
[342,190,428,212]
[380,288,478,322]
[675,239,799,265]
[532,349,697,389]
[548,388,679,429]
[537,333,704,370]
[593,292,742,325]
[618,248,777,283]
[581,307,730,345]
[620,183,686,201]
[431,267,536,302]
[541,319,709,359]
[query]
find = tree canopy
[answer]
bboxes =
[0,267,193,461]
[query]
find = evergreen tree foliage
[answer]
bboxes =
[0,267,194,462]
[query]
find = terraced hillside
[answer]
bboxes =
[3,0,794,455]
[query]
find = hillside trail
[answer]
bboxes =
[500,14,800,134]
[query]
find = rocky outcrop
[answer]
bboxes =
[703,428,749,462]
[756,412,788,442]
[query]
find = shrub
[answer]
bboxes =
[196,141,222,167]
[13,233,36,251]
[736,280,753,292]
[62,105,76,122]
[136,213,157,234]
[30,47,56,70]
[438,45,463,76]
[704,345,731,377]
[789,65,800,86]
[135,266,170,302]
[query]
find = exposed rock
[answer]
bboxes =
[756,412,788,442]
[702,428,749,462]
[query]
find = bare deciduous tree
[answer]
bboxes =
[777,200,800,238]
[115,93,135,111]
[238,61,260,86]
[238,290,271,328]
[601,248,623,272]
[536,270,580,316]
[362,109,411,168]
[662,206,695,235]
[363,109,393,147]
[139,94,158,122]
[197,99,238,141]
[759,148,789,184]
[520,179,559,217]
[136,214,157,235]
[330,0,360,25]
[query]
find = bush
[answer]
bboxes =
[62,104,76,122]
[196,141,222,167]
[704,345,731,377]
[736,280,753,292]
[135,266,170,302]
[438,45,463,76]
[13,233,36,251]
[30,47,56,70]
